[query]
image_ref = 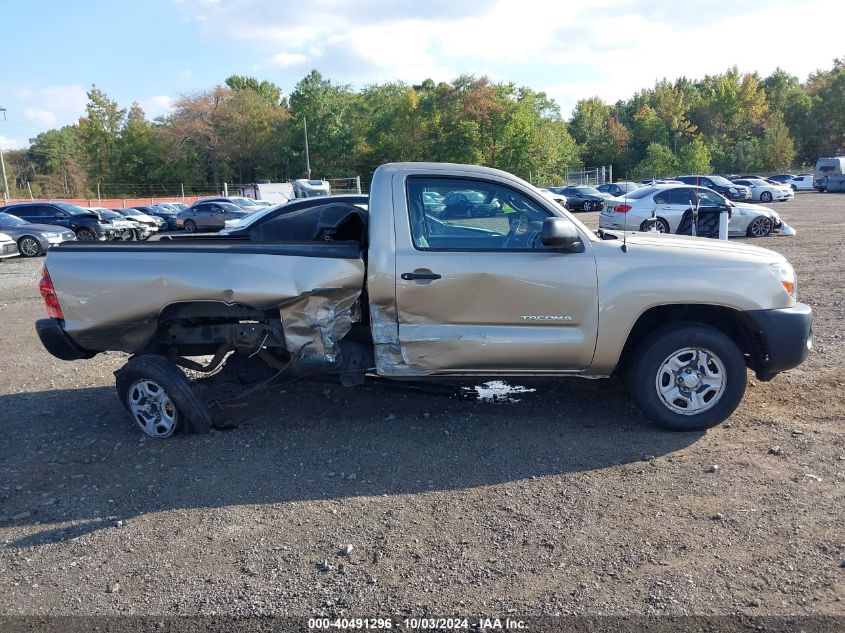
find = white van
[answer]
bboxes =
[814,157,845,192]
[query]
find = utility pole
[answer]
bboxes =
[0,106,9,201]
[303,117,312,180]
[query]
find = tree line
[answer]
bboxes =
[4,58,844,199]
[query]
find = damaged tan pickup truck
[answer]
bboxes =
[36,163,812,437]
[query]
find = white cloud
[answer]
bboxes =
[140,95,175,117]
[0,135,24,151]
[172,0,842,116]
[265,52,307,68]
[24,108,57,126]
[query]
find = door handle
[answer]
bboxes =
[401,271,441,281]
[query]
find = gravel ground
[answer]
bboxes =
[0,192,843,618]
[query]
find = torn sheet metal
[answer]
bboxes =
[278,287,362,363]
[50,247,365,358]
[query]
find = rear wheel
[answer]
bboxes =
[628,323,746,431]
[116,355,211,438]
[746,216,773,237]
[17,236,42,257]
[184,219,197,233]
[760,191,773,202]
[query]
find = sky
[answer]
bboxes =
[0,0,841,151]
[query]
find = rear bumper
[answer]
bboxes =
[742,303,812,380]
[35,318,95,360]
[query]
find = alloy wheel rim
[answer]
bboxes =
[20,238,39,256]
[750,217,770,237]
[654,346,727,415]
[127,379,178,438]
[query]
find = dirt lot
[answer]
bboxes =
[0,193,843,619]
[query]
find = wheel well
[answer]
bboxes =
[617,304,761,375]
[147,301,282,356]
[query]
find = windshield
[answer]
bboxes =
[576,187,601,195]
[230,197,260,206]
[747,178,769,186]
[54,202,90,215]
[0,213,27,227]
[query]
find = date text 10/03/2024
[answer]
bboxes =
[307,617,527,630]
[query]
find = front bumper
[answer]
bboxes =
[742,303,812,380]
[0,241,19,259]
[35,318,96,360]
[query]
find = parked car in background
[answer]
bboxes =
[196,196,267,210]
[2,201,115,241]
[770,174,815,191]
[0,231,19,260]
[177,201,252,232]
[134,205,179,230]
[167,202,190,212]
[674,175,751,201]
[0,212,75,257]
[113,208,165,233]
[440,190,501,219]
[539,188,568,209]
[88,207,147,241]
[596,181,640,197]
[730,178,794,203]
[550,186,610,211]
[599,184,788,237]
[813,156,845,192]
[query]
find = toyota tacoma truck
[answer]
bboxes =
[35,163,812,438]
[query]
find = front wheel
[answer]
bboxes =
[628,323,746,431]
[17,236,42,257]
[184,219,197,233]
[746,216,773,237]
[116,355,212,438]
[640,218,671,233]
[582,200,592,212]
[75,228,97,241]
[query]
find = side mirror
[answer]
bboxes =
[541,217,580,250]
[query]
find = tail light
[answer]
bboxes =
[39,265,64,320]
[615,204,632,213]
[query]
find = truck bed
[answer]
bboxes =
[46,240,366,361]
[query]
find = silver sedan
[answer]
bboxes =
[731,178,794,203]
[0,212,76,257]
[599,184,791,238]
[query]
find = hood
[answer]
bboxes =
[603,231,785,261]
[733,202,778,218]
[74,212,101,221]
[0,232,13,242]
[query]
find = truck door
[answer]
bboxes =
[392,175,599,374]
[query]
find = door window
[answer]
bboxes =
[407,177,554,251]
[668,188,697,206]
[695,189,726,206]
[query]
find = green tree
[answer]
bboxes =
[78,85,126,189]
[225,75,283,105]
[760,111,796,170]
[635,142,678,178]
[678,139,712,173]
